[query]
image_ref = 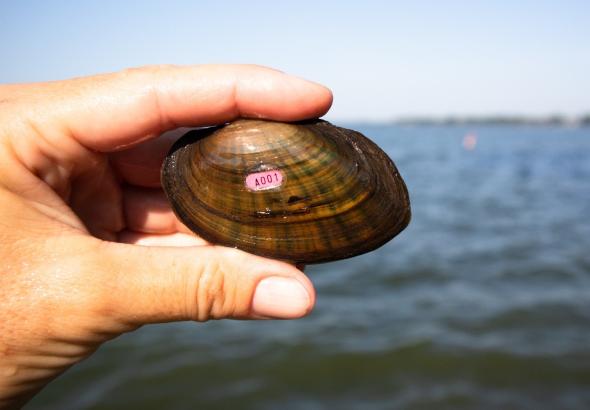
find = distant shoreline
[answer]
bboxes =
[390,115,590,127]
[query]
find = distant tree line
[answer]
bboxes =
[394,114,590,127]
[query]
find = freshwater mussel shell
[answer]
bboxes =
[161,119,411,264]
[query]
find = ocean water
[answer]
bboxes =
[30,125,590,409]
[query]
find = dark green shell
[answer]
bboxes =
[161,119,411,264]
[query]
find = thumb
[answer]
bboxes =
[100,242,315,324]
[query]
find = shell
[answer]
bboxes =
[161,119,411,264]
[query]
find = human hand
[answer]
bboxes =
[0,65,332,408]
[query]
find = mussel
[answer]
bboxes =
[161,119,411,264]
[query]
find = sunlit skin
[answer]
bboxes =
[0,65,332,408]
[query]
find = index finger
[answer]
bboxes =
[44,64,333,152]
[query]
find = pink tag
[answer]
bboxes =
[245,170,284,191]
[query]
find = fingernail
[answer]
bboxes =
[252,277,311,319]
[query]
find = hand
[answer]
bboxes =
[0,65,332,408]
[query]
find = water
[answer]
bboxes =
[30,125,590,409]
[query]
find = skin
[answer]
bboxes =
[0,64,333,408]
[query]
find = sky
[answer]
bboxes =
[1,0,588,121]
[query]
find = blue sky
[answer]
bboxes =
[1,1,588,121]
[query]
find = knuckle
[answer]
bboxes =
[190,248,240,321]
[119,64,178,80]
